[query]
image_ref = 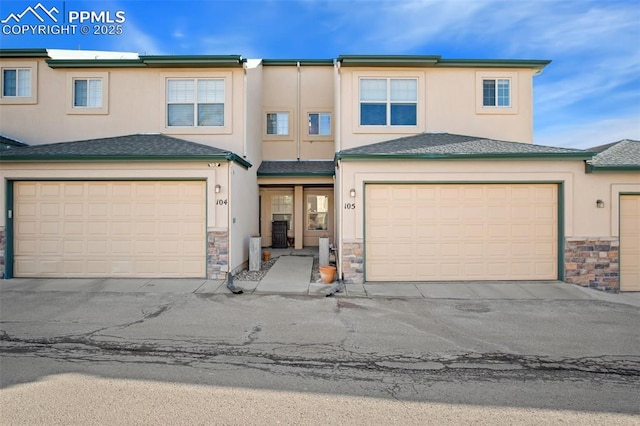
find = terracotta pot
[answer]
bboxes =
[319,265,336,284]
[263,251,270,261]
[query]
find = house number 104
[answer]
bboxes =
[216,199,228,205]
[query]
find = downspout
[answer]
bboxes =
[297,61,301,160]
[227,161,233,277]
[334,59,341,152]
[243,60,248,158]
[334,60,344,280]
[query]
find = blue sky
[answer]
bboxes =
[1,0,638,149]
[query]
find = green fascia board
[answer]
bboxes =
[1,153,252,169]
[339,55,441,67]
[262,59,334,66]
[140,55,245,67]
[336,152,594,161]
[258,171,335,177]
[436,59,551,69]
[0,48,49,58]
[46,59,146,68]
[585,164,640,173]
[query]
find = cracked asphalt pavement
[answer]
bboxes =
[1,289,639,424]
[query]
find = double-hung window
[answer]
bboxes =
[360,78,417,126]
[2,68,31,97]
[73,78,102,107]
[483,78,510,107]
[308,112,331,136]
[167,78,224,127]
[266,112,289,135]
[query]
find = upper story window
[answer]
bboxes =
[167,78,224,127]
[73,78,102,107]
[2,68,31,97]
[266,112,289,135]
[482,78,510,107]
[308,112,331,136]
[360,78,417,126]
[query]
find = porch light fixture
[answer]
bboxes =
[596,199,605,208]
[349,188,356,197]
[215,184,222,193]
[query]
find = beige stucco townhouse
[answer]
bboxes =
[1,50,638,291]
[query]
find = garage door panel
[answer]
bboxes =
[14,181,206,278]
[620,195,640,291]
[366,183,557,281]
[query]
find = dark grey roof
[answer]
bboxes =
[337,133,592,159]
[0,135,28,149]
[587,139,640,171]
[0,134,252,168]
[257,160,335,176]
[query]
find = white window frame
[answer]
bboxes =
[308,112,331,136]
[266,112,290,135]
[263,107,295,141]
[475,71,518,115]
[166,78,225,128]
[2,68,31,97]
[482,78,511,107]
[66,71,109,115]
[0,61,38,105]
[73,78,103,108]
[359,77,418,127]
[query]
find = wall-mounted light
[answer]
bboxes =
[215,184,222,193]
[596,199,605,208]
[349,188,356,197]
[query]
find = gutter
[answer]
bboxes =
[336,152,595,161]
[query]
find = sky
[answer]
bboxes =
[0,0,638,149]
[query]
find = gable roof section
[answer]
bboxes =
[586,139,640,172]
[336,133,592,161]
[257,161,335,177]
[0,134,252,168]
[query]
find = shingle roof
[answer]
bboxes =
[336,133,592,159]
[586,139,640,171]
[0,134,252,168]
[0,135,28,149]
[257,160,335,176]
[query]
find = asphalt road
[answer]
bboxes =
[1,289,639,424]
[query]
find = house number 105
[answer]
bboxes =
[344,203,356,209]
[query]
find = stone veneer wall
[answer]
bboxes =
[564,237,619,291]
[207,229,229,280]
[341,241,364,284]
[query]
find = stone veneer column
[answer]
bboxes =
[341,241,364,284]
[207,229,229,280]
[564,237,619,291]
[0,227,5,279]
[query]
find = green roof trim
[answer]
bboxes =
[46,55,245,69]
[262,59,334,66]
[337,152,593,161]
[338,55,550,70]
[0,49,49,58]
[585,164,640,173]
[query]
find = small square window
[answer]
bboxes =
[2,68,31,97]
[308,112,331,136]
[266,112,289,135]
[483,78,510,107]
[73,78,102,107]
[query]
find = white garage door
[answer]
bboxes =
[14,181,206,278]
[365,183,558,281]
[620,194,640,291]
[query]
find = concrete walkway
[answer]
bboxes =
[2,255,640,307]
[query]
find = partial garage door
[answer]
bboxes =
[620,195,640,291]
[366,183,558,281]
[14,181,206,278]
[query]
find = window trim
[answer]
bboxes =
[303,109,333,141]
[166,77,225,128]
[66,71,109,115]
[0,61,38,105]
[161,71,233,135]
[476,71,519,115]
[263,107,295,141]
[352,71,424,134]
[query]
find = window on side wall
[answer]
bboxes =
[2,68,31,97]
[360,78,417,126]
[73,78,102,107]
[308,112,331,136]
[266,112,289,135]
[167,78,224,127]
[482,78,510,107]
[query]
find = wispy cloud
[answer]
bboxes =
[535,114,640,149]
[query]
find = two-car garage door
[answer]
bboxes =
[14,181,206,278]
[366,183,558,281]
